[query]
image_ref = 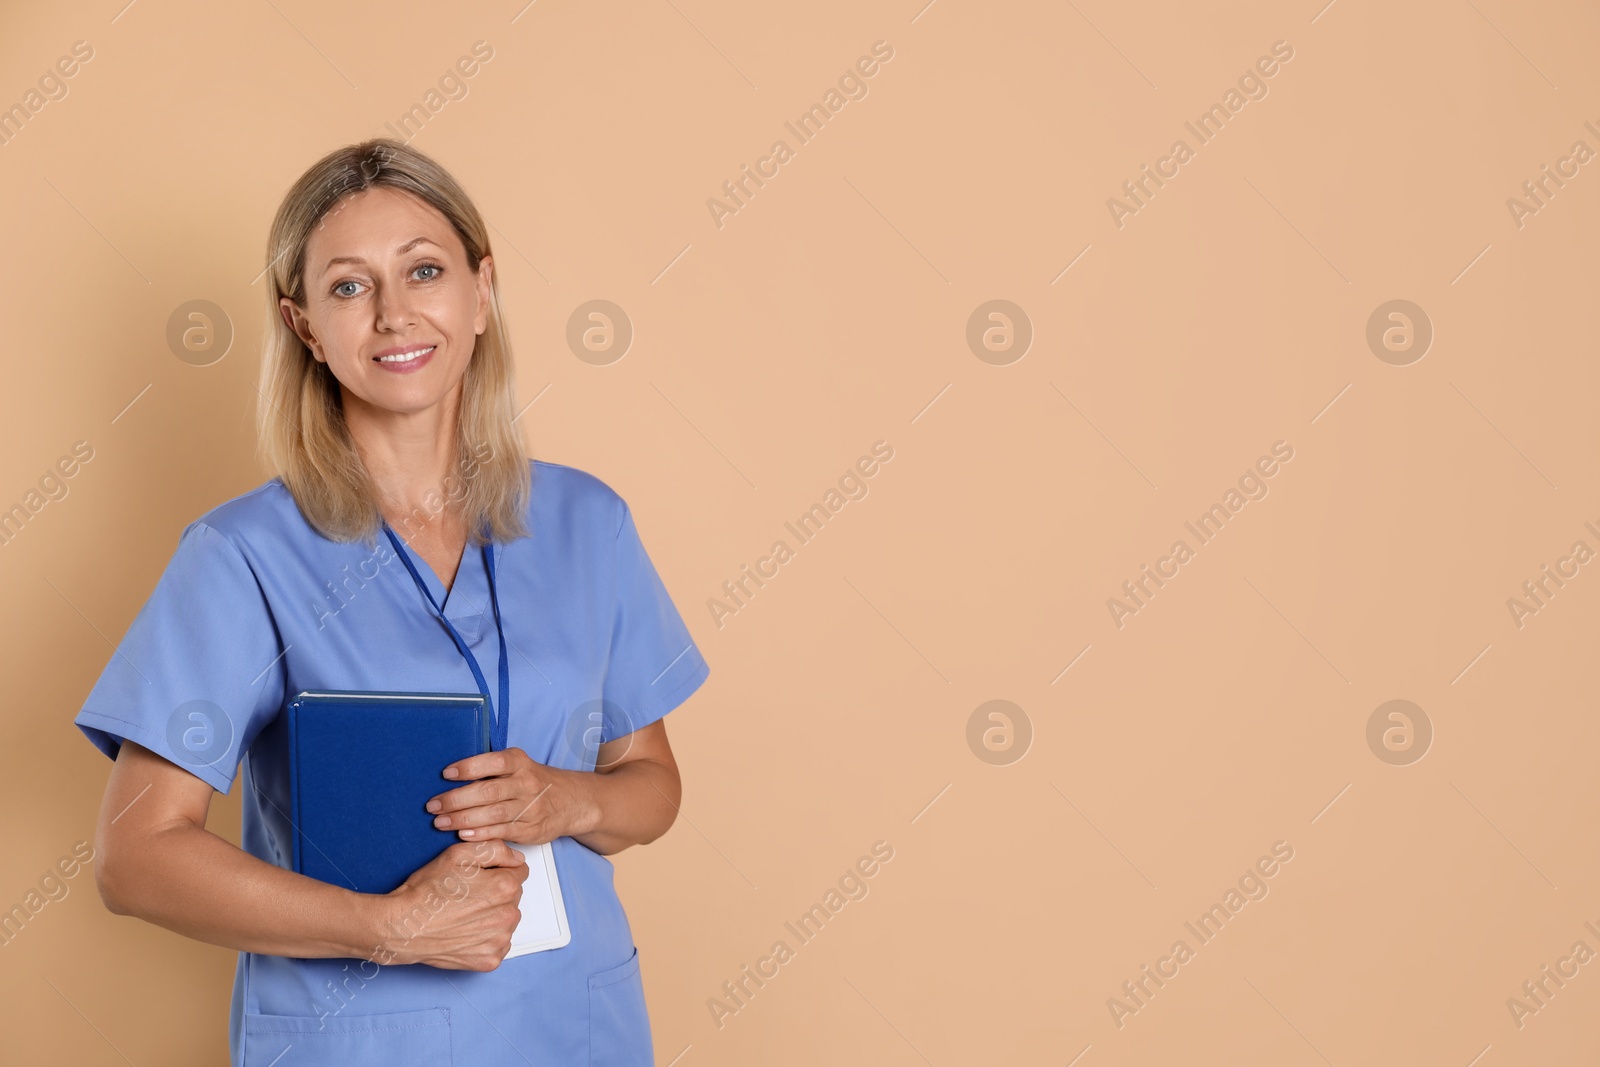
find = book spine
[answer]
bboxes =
[287,700,302,874]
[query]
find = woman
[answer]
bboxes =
[73,138,709,1065]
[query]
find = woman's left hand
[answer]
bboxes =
[426,748,597,846]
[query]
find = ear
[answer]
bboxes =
[279,297,324,362]
[473,254,494,336]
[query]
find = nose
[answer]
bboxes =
[373,277,419,332]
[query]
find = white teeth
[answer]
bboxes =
[377,346,435,363]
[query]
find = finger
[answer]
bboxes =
[436,799,517,832]
[426,778,512,817]
[473,838,531,863]
[442,747,528,782]
[457,844,524,870]
[437,788,542,830]
[459,822,541,850]
[443,839,501,873]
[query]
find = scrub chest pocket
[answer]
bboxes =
[242,1006,453,1066]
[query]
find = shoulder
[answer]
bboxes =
[529,458,630,537]
[182,478,306,551]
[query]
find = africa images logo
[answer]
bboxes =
[1105,441,1295,629]
[1104,40,1295,229]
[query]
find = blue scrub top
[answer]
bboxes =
[73,459,710,1066]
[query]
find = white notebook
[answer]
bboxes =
[505,840,571,956]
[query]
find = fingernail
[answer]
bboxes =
[426,800,441,813]
[444,768,459,779]
[435,816,451,828]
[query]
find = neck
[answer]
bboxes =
[342,383,463,521]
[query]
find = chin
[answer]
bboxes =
[346,385,455,418]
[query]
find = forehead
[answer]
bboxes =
[307,186,459,262]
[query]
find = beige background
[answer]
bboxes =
[1,0,1597,1063]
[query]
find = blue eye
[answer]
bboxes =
[330,262,440,299]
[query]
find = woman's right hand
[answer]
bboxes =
[373,840,529,970]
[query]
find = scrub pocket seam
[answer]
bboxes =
[588,945,641,991]
[241,1005,454,1066]
[246,1021,447,1035]
[588,946,650,1065]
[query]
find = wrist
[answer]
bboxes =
[353,887,405,965]
[565,768,604,838]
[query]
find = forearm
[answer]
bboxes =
[99,821,383,960]
[568,758,681,856]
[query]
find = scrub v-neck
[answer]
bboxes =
[393,534,488,635]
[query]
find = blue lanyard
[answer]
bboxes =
[382,523,510,752]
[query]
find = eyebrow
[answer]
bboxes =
[320,236,440,276]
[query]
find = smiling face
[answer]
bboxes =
[280,185,493,423]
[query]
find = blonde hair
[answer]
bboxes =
[256,137,530,548]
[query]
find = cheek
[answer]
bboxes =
[433,284,485,349]
[316,309,377,366]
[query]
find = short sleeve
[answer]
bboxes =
[600,502,710,742]
[73,521,287,794]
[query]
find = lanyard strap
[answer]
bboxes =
[382,524,510,751]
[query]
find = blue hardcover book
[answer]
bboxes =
[286,690,491,895]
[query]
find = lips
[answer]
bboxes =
[371,344,437,374]
[373,344,435,363]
